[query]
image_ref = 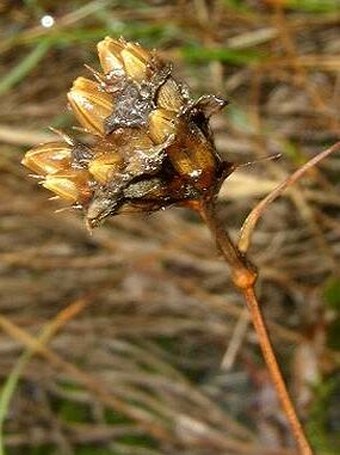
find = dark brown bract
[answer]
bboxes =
[22,37,231,229]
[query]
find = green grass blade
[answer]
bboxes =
[0,40,50,95]
[0,350,34,455]
[181,46,263,65]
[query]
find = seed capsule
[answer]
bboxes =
[67,77,114,136]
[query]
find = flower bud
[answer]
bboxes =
[97,37,151,82]
[22,142,72,175]
[148,108,175,144]
[97,37,125,76]
[166,119,218,191]
[88,152,123,184]
[42,171,92,203]
[120,42,150,82]
[67,77,113,136]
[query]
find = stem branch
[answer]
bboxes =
[199,199,313,455]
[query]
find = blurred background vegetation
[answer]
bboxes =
[0,0,339,454]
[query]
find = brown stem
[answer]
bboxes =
[198,200,313,455]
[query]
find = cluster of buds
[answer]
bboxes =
[22,37,232,229]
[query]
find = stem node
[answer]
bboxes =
[231,263,257,290]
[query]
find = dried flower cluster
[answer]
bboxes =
[22,37,231,228]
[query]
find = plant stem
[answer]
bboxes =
[199,200,313,455]
[242,287,312,455]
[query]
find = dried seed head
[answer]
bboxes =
[22,36,232,228]
[67,77,113,136]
